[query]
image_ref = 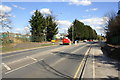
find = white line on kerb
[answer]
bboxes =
[2,63,11,71]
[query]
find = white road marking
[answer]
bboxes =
[26,56,37,61]
[5,59,44,74]
[51,58,66,66]
[71,44,89,53]
[92,46,95,80]
[2,63,11,71]
[7,57,28,64]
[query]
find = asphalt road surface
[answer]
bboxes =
[1,42,91,79]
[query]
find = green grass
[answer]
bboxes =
[2,43,57,53]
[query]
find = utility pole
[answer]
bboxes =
[72,24,74,43]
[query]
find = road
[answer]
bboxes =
[1,42,119,80]
[1,42,90,79]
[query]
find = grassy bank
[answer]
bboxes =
[1,42,57,53]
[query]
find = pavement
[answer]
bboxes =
[82,43,120,80]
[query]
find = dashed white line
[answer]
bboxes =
[2,63,11,71]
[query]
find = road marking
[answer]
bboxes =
[5,61,36,74]
[51,58,66,66]
[7,57,28,64]
[73,47,90,79]
[2,63,11,71]
[71,44,88,53]
[5,58,44,74]
[26,56,37,61]
[92,46,95,80]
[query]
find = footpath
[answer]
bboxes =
[82,43,120,80]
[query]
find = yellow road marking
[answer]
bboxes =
[73,47,90,79]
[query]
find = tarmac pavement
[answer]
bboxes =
[82,43,120,80]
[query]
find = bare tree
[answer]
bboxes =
[0,12,12,29]
[104,11,118,36]
[24,25,30,35]
[104,11,120,44]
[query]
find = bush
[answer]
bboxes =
[101,44,120,61]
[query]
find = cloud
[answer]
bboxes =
[30,8,52,15]
[69,0,91,6]
[12,4,26,10]
[85,8,98,12]
[12,27,26,34]
[8,14,16,17]
[40,8,52,15]
[56,20,72,33]
[79,17,107,34]
[0,5,12,12]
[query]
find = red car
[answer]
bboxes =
[88,40,92,42]
[62,38,70,45]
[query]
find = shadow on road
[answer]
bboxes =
[53,51,84,61]
[37,60,72,79]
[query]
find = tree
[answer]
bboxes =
[0,12,12,29]
[29,10,45,42]
[46,16,58,41]
[68,19,97,40]
[29,10,58,42]
[68,19,85,40]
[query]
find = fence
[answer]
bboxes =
[0,32,31,44]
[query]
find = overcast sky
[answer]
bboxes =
[1,0,119,35]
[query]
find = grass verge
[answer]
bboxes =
[1,43,57,53]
